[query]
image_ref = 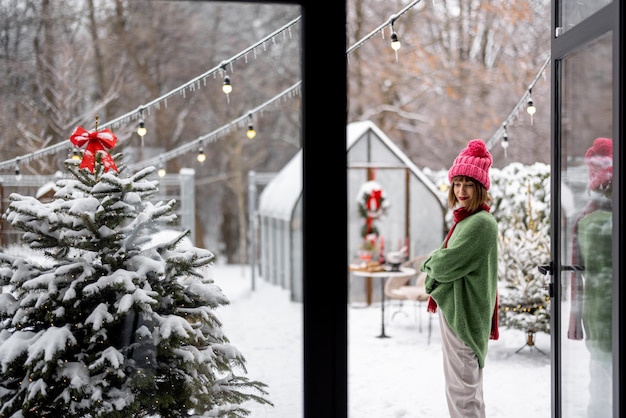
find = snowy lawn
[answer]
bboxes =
[212,264,553,418]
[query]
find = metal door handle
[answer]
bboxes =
[537,262,584,275]
[561,265,584,272]
[538,262,553,275]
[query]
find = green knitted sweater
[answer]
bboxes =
[577,209,612,354]
[421,210,498,368]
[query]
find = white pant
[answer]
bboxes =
[587,348,612,417]
[439,312,486,418]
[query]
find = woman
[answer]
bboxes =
[420,139,499,418]
[568,137,613,417]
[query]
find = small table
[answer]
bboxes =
[350,266,417,338]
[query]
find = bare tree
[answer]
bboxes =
[0,0,302,262]
[1,0,551,260]
[347,0,551,170]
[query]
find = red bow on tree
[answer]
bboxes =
[70,126,118,173]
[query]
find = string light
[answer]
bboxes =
[526,88,536,125]
[247,124,256,139]
[501,123,509,158]
[128,81,301,171]
[0,3,428,172]
[0,7,421,172]
[222,76,232,94]
[2,16,305,172]
[137,108,147,137]
[197,147,206,163]
[158,160,166,177]
[485,55,550,151]
[222,75,232,104]
[15,159,21,181]
[526,98,536,116]
[246,114,256,139]
[390,32,401,51]
[346,0,420,56]
[390,19,401,62]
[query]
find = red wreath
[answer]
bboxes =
[357,180,389,238]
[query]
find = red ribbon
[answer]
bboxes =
[364,188,383,234]
[367,189,382,211]
[70,126,118,173]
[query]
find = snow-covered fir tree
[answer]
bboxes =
[490,162,551,335]
[0,127,270,417]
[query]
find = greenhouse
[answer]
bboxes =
[257,120,446,303]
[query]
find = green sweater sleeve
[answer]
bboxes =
[577,210,612,353]
[420,210,498,368]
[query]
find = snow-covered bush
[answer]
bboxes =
[490,162,551,334]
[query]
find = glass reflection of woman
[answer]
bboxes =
[568,137,612,417]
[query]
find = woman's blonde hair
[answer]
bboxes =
[447,175,492,212]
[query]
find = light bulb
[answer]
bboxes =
[247,125,256,139]
[526,99,536,115]
[137,120,147,137]
[222,76,232,94]
[197,148,206,163]
[501,128,509,158]
[391,32,401,51]
[14,159,21,180]
[158,167,166,177]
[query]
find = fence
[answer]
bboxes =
[0,169,195,247]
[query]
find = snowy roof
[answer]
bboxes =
[36,181,59,199]
[347,120,441,198]
[259,120,441,220]
[259,151,302,221]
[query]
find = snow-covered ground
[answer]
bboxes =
[212,264,556,418]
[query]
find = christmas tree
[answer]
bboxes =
[0,125,271,417]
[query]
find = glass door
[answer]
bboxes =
[557,33,613,417]
[552,1,617,414]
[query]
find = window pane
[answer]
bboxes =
[559,0,612,33]
[559,32,613,417]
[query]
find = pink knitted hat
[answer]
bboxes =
[585,137,613,191]
[448,139,493,190]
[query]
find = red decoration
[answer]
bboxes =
[366,189,382,212]
[357,180,389,238]
[69,126,118,173]
[377,236,385,264]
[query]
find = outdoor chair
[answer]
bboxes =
[384,254,434,344]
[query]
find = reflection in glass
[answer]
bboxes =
[568,137,612,416]
[560,0,611,33]
[560,33,612,417]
